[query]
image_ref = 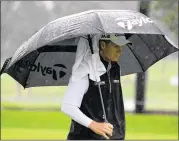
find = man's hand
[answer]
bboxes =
[88,121,113,139]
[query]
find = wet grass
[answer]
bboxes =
[1,110,178,140]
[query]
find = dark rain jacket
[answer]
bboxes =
[67,55,126,140]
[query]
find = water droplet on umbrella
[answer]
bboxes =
[145,56,149,59]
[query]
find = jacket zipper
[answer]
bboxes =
[107,63,112,94]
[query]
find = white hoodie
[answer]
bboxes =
[61,34,108,128]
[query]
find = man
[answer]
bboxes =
[61,34,131,140]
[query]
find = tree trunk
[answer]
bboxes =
[135,1,150,113]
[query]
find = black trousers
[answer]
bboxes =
[67,135,124,140]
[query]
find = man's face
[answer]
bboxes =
[100,40,124,62]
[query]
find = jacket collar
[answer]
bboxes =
[99,54,108,69]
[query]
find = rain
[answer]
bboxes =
[1,1,178,140]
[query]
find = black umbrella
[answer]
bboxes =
[1,10,178,88]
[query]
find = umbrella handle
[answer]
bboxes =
[97,83,108,123]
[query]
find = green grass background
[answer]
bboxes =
[1,110,178,140]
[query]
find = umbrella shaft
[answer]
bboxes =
[98,83,108,122]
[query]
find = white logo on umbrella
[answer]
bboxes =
[115,17,153,30]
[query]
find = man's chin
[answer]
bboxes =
[111,60,118,63]
[111,58,118,62]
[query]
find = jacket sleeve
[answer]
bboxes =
[61,75,93,128]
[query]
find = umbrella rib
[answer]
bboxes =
[126,44,145,72]
[160,35,178,59]
[96,12,105,33]
[23,51,40,88]
[137,34,158,60]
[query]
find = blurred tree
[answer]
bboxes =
[151,1,178,37]
[135,1,150,114]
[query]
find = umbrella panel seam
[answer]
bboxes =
[126,44,145,72]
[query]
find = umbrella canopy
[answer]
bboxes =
[1,10,178,88]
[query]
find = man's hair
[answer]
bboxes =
[99,40,111,50]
